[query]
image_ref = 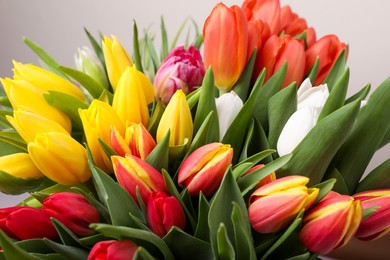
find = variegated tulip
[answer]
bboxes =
[299,191,362,255]
[305,34,347,85]
[0,153,42,179]
[112,65,154,127]
[102,35,134,90]
[79,99,124,172]
[28,132,91,185]
[215,91,243,140]
[242,0,282,35]
[178,142,233,197]
[203,3,248,90]
[156,90,193,147]
[12,61,85,101]
[111,155,166,205]
[1,78,71,132]
[6,109,69,143]
[111,122,156,160]
[258,34,306,88]
[353,189,390,241]
[248,176,319,233]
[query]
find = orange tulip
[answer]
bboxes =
[242,0,282,35]
[203,3,248,90]
[305,34,347,85]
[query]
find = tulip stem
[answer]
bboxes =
[219,88,229,96]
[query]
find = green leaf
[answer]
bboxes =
[187,87,201,109]
[144,32,160,74]
[318,68,349,121]
[306,57,319,83]
[83,28,105,68]
[91,223,174,260]
[50,219,85,248]
[147,101,164,138]
[238,120,255,162]
[345,83,371,104]
[0,170,44,195]
[356,158,390,192]
[0,230,39,260]
[43,239,88,260]
[332,76,390,193]
[146,130,169,172]
[362,206,379,221]
[324,49,347,91]
[194,193,210,241]
[379,127,390,149]
[163,227,214,260]
[160,16,169,61]
[217,224,236,260]
[278,100,360,186]
[133,20,144,73]
[133,247,156,260]
[310,178,336,204]
[267,83,297,149]
[170,17,189,50]
[233,149,276,179]
[0,131,27,153]
[185,111,214,158]
[231,202,256,260]
[233,50,257,102]
[13,239,55,255]
[322,166,349,195]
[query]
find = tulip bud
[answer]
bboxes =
[12,61,85,101]
[42,192,100,237]
[280,6,314,40]
[248,176,319,233]
[258,34,306,88]
[244,164,276,188]
[6,109,70,143]
[0,206,57,240]
[299,191,362,255]
[0,153,42,179]
[353,189,390,241]
[156,90,193,147]
[75,46,110,89]
[102,35,134,90]
[178,142,233,197]
[305,34,347,85]
[112,65,154,127]
[203,3,248,90]
[216,91,243,141]
[154,45,205,105]
[79,99,125,172]
[112,155,166,205]
[1,78,71,132]
[88,240,138,260]
[242,0,282,35]
[147,191,186,238]
[28,132,91,185]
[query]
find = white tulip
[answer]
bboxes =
[216,91,243,141]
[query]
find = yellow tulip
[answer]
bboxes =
[6,109,69,143]
[79,99,125,172]
[0,153,43,179]
[156,90,193,147]
[28,132,91,185]
[12,61,86,101]
[1,78,71,132]
[102,35,134,90]
[112,66,154,126]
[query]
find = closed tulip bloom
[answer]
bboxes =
[299,191,362,255]
[42,192,100,237]
[0,206,57,240]
[203,3,248,90]
[79,99,125,172]
[28,132,91,185]
[1,78,71,132]
[178,142,233,197]
[0,153,42,179]
[258,34,306,88]
[305,34,347,85]
[244,164,276,187]
[215,91,243,140]
[88,240,138,260]
[154,45,205,105]
[353,189,390,241]
[156,90,193,147]
[242,0,282,35]
[12,61,85,101]
[147,191,186,238]
[6,109,69,143]
[111,122,156,159]
[75,46,110,89]
[102,35,134,90]
[248,176,319,233]
[112,155,166,205]
[112,65,154,127]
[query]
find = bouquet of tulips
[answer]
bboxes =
[1,0,389,259]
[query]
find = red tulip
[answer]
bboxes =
[305,34,347,85]
[88,240,138,260]
[42,192,100,237]
[147,191,186,238]
[242,0,282,35]
[353,189,390,241]
[203,3,248,90]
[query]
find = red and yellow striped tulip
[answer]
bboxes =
[353,189,390,241]
[248,175,318,233]
[178,142,233,197]
[299,191,362,255]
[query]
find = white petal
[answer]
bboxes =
[216,91,243,141]
[298,84,329,110]
[297,78,313,98]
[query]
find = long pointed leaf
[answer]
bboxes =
[356,158,390,192]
